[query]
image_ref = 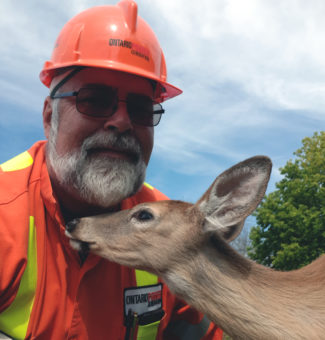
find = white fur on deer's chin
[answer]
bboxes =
[65,231,83,251]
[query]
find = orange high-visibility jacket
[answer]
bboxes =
[0,141,223,340]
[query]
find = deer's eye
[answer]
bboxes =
[133,209,154,221]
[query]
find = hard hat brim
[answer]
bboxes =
[40,60,182,102]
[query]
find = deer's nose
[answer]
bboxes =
[66,218,80,233]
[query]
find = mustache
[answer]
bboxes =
[81,131,142,161]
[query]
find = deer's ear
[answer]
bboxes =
[195,156,272,242]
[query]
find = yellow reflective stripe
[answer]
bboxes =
[0,151,33,172]
[0,217,37,339]
[135,270,158,286]
[143,182,154,190]
[136,320,160,340]
[135,270,160,340]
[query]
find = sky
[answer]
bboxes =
[1,0,324,232]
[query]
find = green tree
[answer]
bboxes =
[248,132,325,270]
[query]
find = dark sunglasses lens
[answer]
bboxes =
[127,94,163,126]
[76,88,116,117]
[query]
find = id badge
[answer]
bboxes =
[124,283,163,321]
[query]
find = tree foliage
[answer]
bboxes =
[248,132,325,270]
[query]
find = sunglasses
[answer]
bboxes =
[50,86,165,127]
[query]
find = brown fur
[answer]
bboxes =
[66,156,325,339]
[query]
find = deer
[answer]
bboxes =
[66,156,325,340]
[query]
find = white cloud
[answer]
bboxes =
[140,0,325,179]
[150,0,325,113]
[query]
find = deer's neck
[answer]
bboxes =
[163,235,324,340]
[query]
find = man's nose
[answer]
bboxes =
[103,101,133,132]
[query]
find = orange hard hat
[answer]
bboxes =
[40,0,182,102]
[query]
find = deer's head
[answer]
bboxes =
[66,156,271,275]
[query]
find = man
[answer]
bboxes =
[0,1,224,339]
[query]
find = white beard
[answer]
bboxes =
[47,127,146,208]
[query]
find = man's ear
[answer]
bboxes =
[43,96,53,140]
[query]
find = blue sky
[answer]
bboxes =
[1,0,324,211]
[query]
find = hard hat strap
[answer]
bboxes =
[50,67,85,98]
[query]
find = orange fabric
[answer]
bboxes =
[0,141,223,339]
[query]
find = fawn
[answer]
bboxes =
[66,156,325,340]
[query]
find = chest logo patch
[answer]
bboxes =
[124,283,163,317]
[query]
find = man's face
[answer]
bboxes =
[44,68,155,209]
